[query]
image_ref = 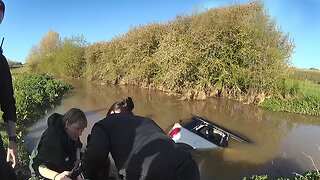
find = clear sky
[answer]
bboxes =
[1,0,319,69]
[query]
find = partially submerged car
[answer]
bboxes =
[168,116,250,150]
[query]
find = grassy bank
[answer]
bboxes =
[0,73,72,168]
[260,69,320,116]
[10,64,28,74]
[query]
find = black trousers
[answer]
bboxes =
[0,135,17,180]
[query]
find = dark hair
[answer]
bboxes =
[107,97,134,116]
[63,108,87,128]
[0,0,5,15]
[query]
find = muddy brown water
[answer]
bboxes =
[24,79,320,180]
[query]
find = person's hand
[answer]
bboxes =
[6,140,18,168]
[54,171,72,180]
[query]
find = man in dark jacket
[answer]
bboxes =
[0,1,19,179]
[82,98,200,180]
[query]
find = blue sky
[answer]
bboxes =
[1,0,319,69]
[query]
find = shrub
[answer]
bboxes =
[13,73,72,127]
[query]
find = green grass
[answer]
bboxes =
[290,68,320,84]
[260,69,320,116]
[286,78,320,97]
[299,80,320,97]
[10,65,28,74]
[290,68,320,97]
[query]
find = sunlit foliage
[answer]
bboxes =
[13,73,72,126]
[26,31,86,78]
[83,2,294,102]
[26,2,295,103]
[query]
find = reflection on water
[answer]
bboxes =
[24,79,320,180]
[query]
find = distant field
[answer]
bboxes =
[288,68,320,97]
[10,65,27,74]
[290,68,320,84]
[300,80,320,97]
[294,79,320,97]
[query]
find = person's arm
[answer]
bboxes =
[38,164,71,180]
[33,132,65,176]
[0,54,18,168]
[7,120,16,137]
[82,123,110,172]
[6,120,18,168]
[0,54,17,122]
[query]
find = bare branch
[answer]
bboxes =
[302,152,319,174]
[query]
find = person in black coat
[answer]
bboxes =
[29,108,87,180]
[0,1,19,179]
[82,97,200,180]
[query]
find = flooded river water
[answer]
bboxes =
[24,79,320,180]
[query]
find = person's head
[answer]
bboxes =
[0,0,5,24]
[63,108,87,141]
[107,97,134,116]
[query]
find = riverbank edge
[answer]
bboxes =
[90,78,320,117]
[1,73,73,179]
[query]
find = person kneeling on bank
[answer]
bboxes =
[29,108,87,180]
